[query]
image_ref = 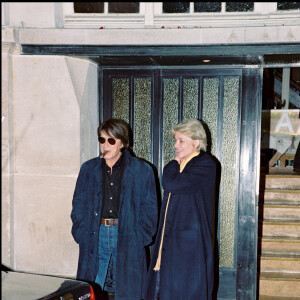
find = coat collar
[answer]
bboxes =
[94,156,103,188]
[179,151,200,173]
[120,149,134,195]
[95,148,134,191]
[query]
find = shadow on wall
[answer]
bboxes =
[202,120,221,300]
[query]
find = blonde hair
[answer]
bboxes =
[170,119,207,151]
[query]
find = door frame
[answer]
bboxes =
[100,65,262,300]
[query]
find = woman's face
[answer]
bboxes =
[174,131,200,161]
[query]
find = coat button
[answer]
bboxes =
[94,212,98,216]
[167,220,170,223]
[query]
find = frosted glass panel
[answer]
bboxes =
[108,2,139,13]
[277,2,300,10]
[74,3,104,13]
[183,78,199,120]
[163,2,190,13]
[202,76,240,267]
[219,77,240,267]
[112,78,129,123]
[133,78,152,162]
[194,2,221,12]
[163,78,179,166]
[202,78,219,156]
[226,2,254,12]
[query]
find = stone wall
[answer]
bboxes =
[1,51,98,277]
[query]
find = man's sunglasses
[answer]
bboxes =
[99,137,116,145]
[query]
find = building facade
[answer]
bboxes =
[2,2,300,299]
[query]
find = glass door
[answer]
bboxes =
[102,67,262,299]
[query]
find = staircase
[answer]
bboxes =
[258,169,300,300]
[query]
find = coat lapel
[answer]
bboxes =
[93,157,103,212]
[119,149,134,212]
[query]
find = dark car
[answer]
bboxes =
[2,269,95,300]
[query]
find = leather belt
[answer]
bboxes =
[101,219,118,226]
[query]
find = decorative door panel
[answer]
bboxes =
[103,70,155,163]
[102,67,261,300]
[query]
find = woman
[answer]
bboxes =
[146,119,216,300]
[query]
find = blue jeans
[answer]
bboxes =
[95,224,118,292]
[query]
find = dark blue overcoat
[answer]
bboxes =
[71,149,158,300]
[146,151,216,300]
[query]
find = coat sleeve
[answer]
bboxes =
[70,163,90,244]
[162,155,216,194]
[138,166,158,246]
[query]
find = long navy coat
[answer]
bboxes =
[146,151,216,300]
[71,149,158,300]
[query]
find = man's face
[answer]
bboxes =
[99,130,124,167]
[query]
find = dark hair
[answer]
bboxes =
[97,118,130,148]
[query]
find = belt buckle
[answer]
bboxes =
[104,219,110,226]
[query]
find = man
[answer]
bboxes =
[71,118,158,300]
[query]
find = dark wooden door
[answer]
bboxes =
[102,67,262,299]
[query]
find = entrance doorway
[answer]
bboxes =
[101,66,261,299]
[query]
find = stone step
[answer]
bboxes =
[262,174,300,190]
[261,220,300,238]
[260,205,300,220]
[258,172,300,299]
[259,237,300,255]
[258,273,300,298]
[262,189,300,204]
[259,296,300,300]
[259,256,300,273]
